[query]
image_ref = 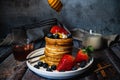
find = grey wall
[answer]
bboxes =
[0,0,120,38]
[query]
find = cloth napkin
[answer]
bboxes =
[0,26,118,47]
[26,25,51,42]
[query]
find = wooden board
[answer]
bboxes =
[0,54,27,80]
[22,69,46,80]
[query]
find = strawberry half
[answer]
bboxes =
[59,28,68,34]
[75,49,89,63]
[50,25,68,34]
[57,54,75,71]
[50,25,61,34]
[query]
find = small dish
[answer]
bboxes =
[26,48,94,79]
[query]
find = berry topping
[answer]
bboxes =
[51,65,57,70]
[53,34,59,39]
[58,33,67,39]
[59,70,65,72]
[59,27,68,34]
[50,25,68,34]
[47,33,53,38]
[50,25,61,34]
[43,63,48,68]
[72,66,78,70]
[38,61,43,67]
[34,65,39,69]
[75,46,94,63]
[46,67,52,72]
[75,49,89,63]
[79,60,87,68]
[67,34,72,38]
[57,54,75,71]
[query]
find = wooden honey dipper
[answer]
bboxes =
[48,0,63,12]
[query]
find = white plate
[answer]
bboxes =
[26,48,94,79]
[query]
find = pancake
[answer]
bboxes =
[45,56,61,62]
[45,37,73,45]
[44,49,64,58]
[45,57,59,66]
[44,37,73,66]
[45,44,72,52]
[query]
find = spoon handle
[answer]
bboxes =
[26,54,44,61]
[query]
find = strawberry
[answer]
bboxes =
[50,25,68,34]
[57,54,75,71]
[75,49,89,63]
[59,28,68,34]
[50,25,61,34]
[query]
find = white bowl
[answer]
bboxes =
[26,48,94,79]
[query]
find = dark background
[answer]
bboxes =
[0,0,120,38]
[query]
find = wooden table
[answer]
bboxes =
[0,39,120,80]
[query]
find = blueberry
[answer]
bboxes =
[43,63,48,68]
[38,61,43,67]
[79,61,87,68]
[34,64,39,69]
[67,34,72,38]
[51,65,56,70]
[88,58,91,63]
[46,67,52,72]
[47,33,53,38]
[72,66,78,70]
[59,70,65,72]
[53,34,59,39]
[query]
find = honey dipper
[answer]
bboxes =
[48,0,63,12]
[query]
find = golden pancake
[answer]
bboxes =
[44,49,64,58]
[45,37,73,46]
[45,57,59,66]
[45,44,73,52]
[45,56,61,62]
[43,36,73,66]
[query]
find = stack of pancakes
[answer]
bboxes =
[44,37,73,66]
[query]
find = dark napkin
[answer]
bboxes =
[26,25,51,42]
[0,25,51,46]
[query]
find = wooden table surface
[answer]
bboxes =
[0,39,120,80]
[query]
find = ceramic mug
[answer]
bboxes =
[83,33,103,50]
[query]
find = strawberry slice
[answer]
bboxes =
[57,54,75,71]
[75,49,89,63]
[50,25,61,34]
[50,25,68,34]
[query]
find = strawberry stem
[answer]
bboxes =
[81,46,94,57]
[86,46,94,53]
[82,49,87,53]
